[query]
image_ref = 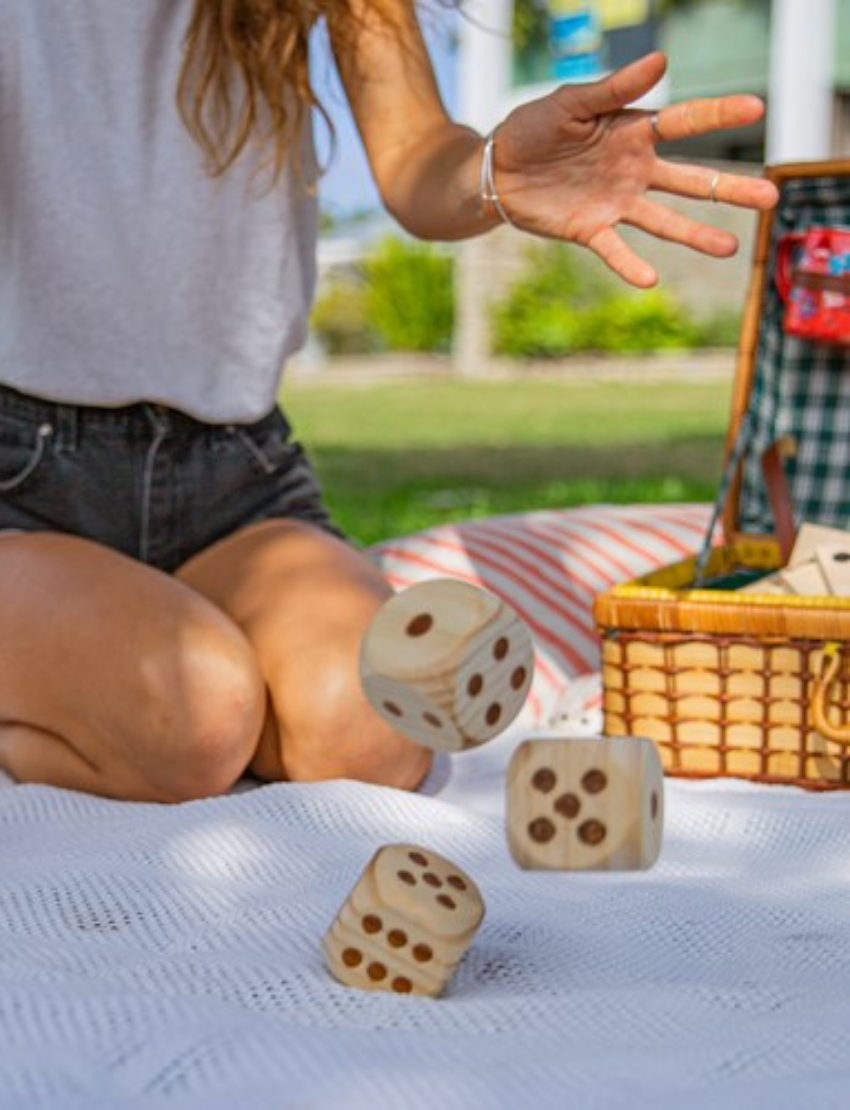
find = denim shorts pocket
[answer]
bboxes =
[0,415,54,493]
[230,409,298,477]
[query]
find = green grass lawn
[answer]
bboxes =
[281,376,732,546]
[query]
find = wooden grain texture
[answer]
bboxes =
[506,737,664,871]
[790,524,850,567]
[360,579,534,752]
[323,843,485,997]
[818,546,850,597]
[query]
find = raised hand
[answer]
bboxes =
[489,52,779,287]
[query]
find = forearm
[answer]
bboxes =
[378,121,502,242]
[330,4,503,240]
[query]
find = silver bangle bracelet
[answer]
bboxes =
[480,130,517,229]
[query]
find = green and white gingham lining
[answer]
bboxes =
[738,174,849,535]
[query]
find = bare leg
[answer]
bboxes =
[176,519,433,790]
[0,533,266,801]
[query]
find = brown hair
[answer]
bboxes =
[177,1,405,181]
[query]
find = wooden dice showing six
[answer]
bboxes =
[323,843,486,997]
[507,736,664,871]
[360,578,535,753]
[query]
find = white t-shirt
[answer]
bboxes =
[0,1,318,423]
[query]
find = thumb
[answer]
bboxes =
[569,51,667,119]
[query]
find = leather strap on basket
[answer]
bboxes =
[761,437,798,563]
[811,642,850,745]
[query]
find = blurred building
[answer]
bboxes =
[663,0,848,162]
[470,0,848,163]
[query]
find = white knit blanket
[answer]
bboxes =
[3,717,850,1110]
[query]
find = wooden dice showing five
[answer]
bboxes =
[507,736,664,871]
[360,578,535,753]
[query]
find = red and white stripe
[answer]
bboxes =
[371,503,712,725]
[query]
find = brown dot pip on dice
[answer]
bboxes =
[582,769,607,795]
[532,767,557,793]
[406,613,434,637]
[578,820,607,846]
[507,737,665,871]
[529,817,556,843]
[554,793,580,819]
[323,843,485,997]
[359,578,535,754]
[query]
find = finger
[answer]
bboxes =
[624,197,738,257]
[586,226,658,289]
[654,94,765,142]
[570,51,667,119]
[652,160,780,210]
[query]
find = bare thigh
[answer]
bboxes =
[176,519,432,790]
[0,532,266,801]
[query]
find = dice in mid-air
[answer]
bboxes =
[507,736,664,871]
[360,578,534,753]
[323,843,485,997]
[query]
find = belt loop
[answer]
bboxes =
[54,402,79,453]
[140,404,170,565]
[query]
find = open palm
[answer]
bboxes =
[493,53,779,287]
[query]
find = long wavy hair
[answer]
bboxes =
[177,1,405,181]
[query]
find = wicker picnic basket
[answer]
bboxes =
[594,160,850,790]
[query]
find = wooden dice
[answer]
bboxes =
[507,736,664,871]
[323,843,485,997]
[360,578,534,753]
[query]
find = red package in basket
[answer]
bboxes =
[775,227,850,346]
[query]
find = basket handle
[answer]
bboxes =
[811,643,850,746]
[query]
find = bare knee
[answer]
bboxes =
[133,617,266,803]
[277,662,433,792]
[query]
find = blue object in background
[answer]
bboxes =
[548,6,605,80]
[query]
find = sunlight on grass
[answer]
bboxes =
[281,376,731,545]
[283,378,732,448]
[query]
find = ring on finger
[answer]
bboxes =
[709,171,721,203]
[648,112,662,142]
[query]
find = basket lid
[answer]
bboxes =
[720,160,850,548]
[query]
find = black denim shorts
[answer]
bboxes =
[0,383,343,572]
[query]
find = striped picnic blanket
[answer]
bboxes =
[372,502,712,725]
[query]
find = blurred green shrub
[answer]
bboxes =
[492,243,736,358]
[576,291,701,353]
[309,277,379,356]
[312,237,742,360]
[311,236,455,355]
[362,237,455,353]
